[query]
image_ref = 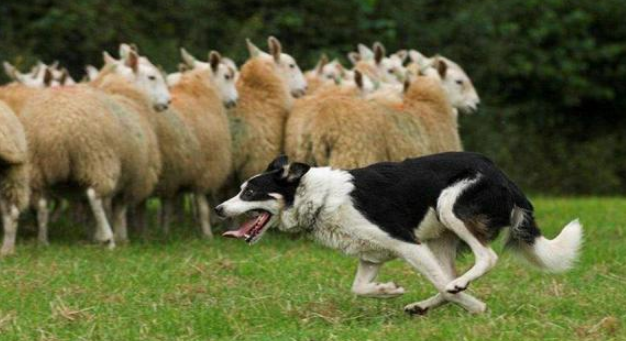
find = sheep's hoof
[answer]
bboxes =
[99,239,116,250]
[0,248,15,257]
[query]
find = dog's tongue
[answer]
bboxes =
[223,212,271,239]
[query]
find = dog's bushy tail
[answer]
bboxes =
[506,207,583,273]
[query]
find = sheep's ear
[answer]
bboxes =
[178,63,190,73]
[209,51,221,73]
[3,61,18,80]
[43,68,54,87]
[434,57,447,78]
[103,51,118,65]
[246,39,261,58]
[373,42,385,65]
[30,62,43,76]
[354,70,364,90]
[408,50,421,64]
[59,68,69,85]
[119,43,137,59]
[395,50,408,63]
[266,155,289,173]
[347,52,360,65]
[180,48,196,68]
[268,36,282,63]
[85,65,99,80]
[285,162,310,183]
[335,62,346,77]
[403,78,411,93]
[357,44,374,60]
[126,50,140,73]
[315,54,329,74]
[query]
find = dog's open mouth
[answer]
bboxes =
[222,210,272,244]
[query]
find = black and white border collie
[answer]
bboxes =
[216,152,583,315]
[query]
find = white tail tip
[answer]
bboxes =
[531,219,583,273]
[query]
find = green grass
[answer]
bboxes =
[0,197,624,340]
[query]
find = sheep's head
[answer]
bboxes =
[373,42,406,85]
[208,51,238,108]
[432,56,480,114]
[3,61,56,88]
[178,48,239,108]
[247,37,307,98]
[313,55,347,84]
[119,50,172,112]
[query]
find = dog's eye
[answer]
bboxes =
[243,188,254,198]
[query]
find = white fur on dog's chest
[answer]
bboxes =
[309,205,396,262]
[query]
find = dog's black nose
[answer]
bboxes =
[214,205,226,218]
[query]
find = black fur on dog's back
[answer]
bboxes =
[348,152,540,244]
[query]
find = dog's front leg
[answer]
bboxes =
[351,259,405,298]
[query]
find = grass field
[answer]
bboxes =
[0,197,624,340]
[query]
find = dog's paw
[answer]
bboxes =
[404,302,429,316]
[466,301,487,315]
[375,282,405,297]
[354,282,405,298]
[445,278,469,294]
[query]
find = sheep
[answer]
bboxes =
[176,48,239,101]
[155,51,236,237]
[229,36,307,181]
[0,100,29,256]
[285,70,392,168]
[348,42,407,85]
[0,82,42,115]
[407,52,480,113]
[4,61,75,87]
[19,49,168,248]
[304,54,350,94]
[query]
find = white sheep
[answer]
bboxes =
[0,100,29,256]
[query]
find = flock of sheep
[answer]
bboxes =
[0,37,480,255]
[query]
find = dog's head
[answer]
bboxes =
[215,155,310,244]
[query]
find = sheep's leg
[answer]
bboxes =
[351,260,404,298]
[195,193,213,239]
[174,193,187,225]
[160,198,174,235]
[37,198,50,246]
[86,188,115,249]
[130,201,148,237]
[49,198,64,223]
[112,202,128,243]
[0,200,19,256]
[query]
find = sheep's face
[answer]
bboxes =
[133,60,172,112]
[321,62,344,82]
[274,53,307,98]
[437,58,480,114]
[211,63,238,109]
[376,56,406,85]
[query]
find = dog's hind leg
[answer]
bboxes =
[437,178,499,294]
[405,232,460,313]
[398,242,486,314]
[351,260,404,298]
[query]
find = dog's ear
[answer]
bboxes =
[266,155,289,173]
[285,162,311,182]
